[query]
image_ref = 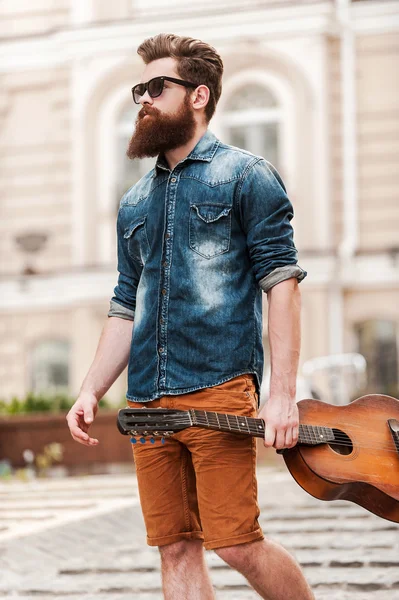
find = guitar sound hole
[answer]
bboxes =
[328,429,353,455]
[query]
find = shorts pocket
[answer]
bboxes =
[124,216,150,265]
[189,203,231,259]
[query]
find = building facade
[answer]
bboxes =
[0,0,398,403]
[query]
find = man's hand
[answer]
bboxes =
[66,392,99,447]
[258,393,299,450]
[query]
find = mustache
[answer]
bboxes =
[138,106,159,120]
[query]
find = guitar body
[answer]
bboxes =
[283,394,399,522]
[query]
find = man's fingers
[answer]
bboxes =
[74,436,99,447]
[66,409,99,446]
[275,429,286,450]
[84,408,94,424]
[284,428,293,449]
[291,425,299,448]
[70,428,99,446]
[264,423,276,447]
[278,426,299,450]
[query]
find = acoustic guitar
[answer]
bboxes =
[117,394,399,523]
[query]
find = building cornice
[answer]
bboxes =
[1,2,397,72]
[0,253,398,313]
[0,2,336,71]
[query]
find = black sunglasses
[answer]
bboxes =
[132,76,198,104]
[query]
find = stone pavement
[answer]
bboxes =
[0,462,398,600]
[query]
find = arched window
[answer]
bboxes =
[221,84,281,169]
[115,105,156,209]
[31,340,70,394]
[354,320,398,396]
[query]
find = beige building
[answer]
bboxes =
[0,0,398,403]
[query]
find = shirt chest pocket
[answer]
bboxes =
[124,216,150,266]
[189,204,232,259]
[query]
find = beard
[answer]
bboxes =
[126,92,197,160]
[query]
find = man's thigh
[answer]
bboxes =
[128,374,263,549]
[131,398,203,547]
[175,374,264,550]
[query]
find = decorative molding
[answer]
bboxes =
[0,254,398,312]
[0,4,335,71]
[0,269,117,313]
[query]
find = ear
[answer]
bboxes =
[191,84,210,113]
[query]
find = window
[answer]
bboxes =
[222,84,281,169]
[116,105,156,208]
[31,340,70,394]
[355,320,399,396]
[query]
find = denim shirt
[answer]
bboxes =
[108,129,307,402]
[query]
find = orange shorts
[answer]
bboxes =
[127,373,264,550]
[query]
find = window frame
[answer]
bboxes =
[29,338,71,395]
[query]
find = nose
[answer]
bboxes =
[139,89,153,106]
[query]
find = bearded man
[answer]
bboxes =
[67,32,313,600]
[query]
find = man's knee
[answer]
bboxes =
[214,540,263,571]
[159,539,204,564]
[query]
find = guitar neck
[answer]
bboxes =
[191,409,335,446]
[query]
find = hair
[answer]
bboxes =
[137,33,224,123]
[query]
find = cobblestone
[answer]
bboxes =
[0,465,398,599]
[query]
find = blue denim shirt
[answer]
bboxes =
[108,129,307,402]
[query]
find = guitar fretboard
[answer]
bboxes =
[192,410,335,446]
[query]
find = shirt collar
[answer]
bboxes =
[154,129,220,176]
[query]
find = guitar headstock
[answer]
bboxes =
[117,408,192,442]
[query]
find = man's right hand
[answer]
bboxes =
[66,392,99,447]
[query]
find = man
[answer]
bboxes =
[66,33,313,600]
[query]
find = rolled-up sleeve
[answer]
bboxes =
[237,158,307,293]
[108,209,140,321]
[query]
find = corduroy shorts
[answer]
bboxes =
[127,373,264,550]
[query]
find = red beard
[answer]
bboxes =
[127,93,197,160]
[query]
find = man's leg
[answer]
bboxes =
[159,539,215,600]
[215,539,314,600]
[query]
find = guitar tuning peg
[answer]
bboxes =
[150,437,155,444]
[139,437,146,444]
[161,437,165,444]
[130,437,137,444]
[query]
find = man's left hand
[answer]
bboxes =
[257,394,299,450]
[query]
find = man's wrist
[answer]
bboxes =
[269,387,296,402]
[79,386,102,402]
[269,381,296,395]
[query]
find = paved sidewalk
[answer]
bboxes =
[0,462,398,599]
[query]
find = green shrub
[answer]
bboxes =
[0,393,118,415]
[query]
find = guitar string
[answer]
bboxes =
[189,421,399,453]
[126,409,399,431]
[125,409,399,427]
[193,417,399,447]
[127,417,399,453]
[126,412,399,442]
[128,408,399,430]
[158,412,398,439]
[192,412,399,437]
[126,410,399,432]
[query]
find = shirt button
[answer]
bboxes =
[159,347,164,353]
[165,233,170,239]
[162,261,168,267]
[171,177,177,183]
[161,288,167,295]
[160,318,164,324]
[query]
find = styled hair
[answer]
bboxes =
[137,33,224,122]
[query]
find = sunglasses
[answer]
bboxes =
[131,76,198,104]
